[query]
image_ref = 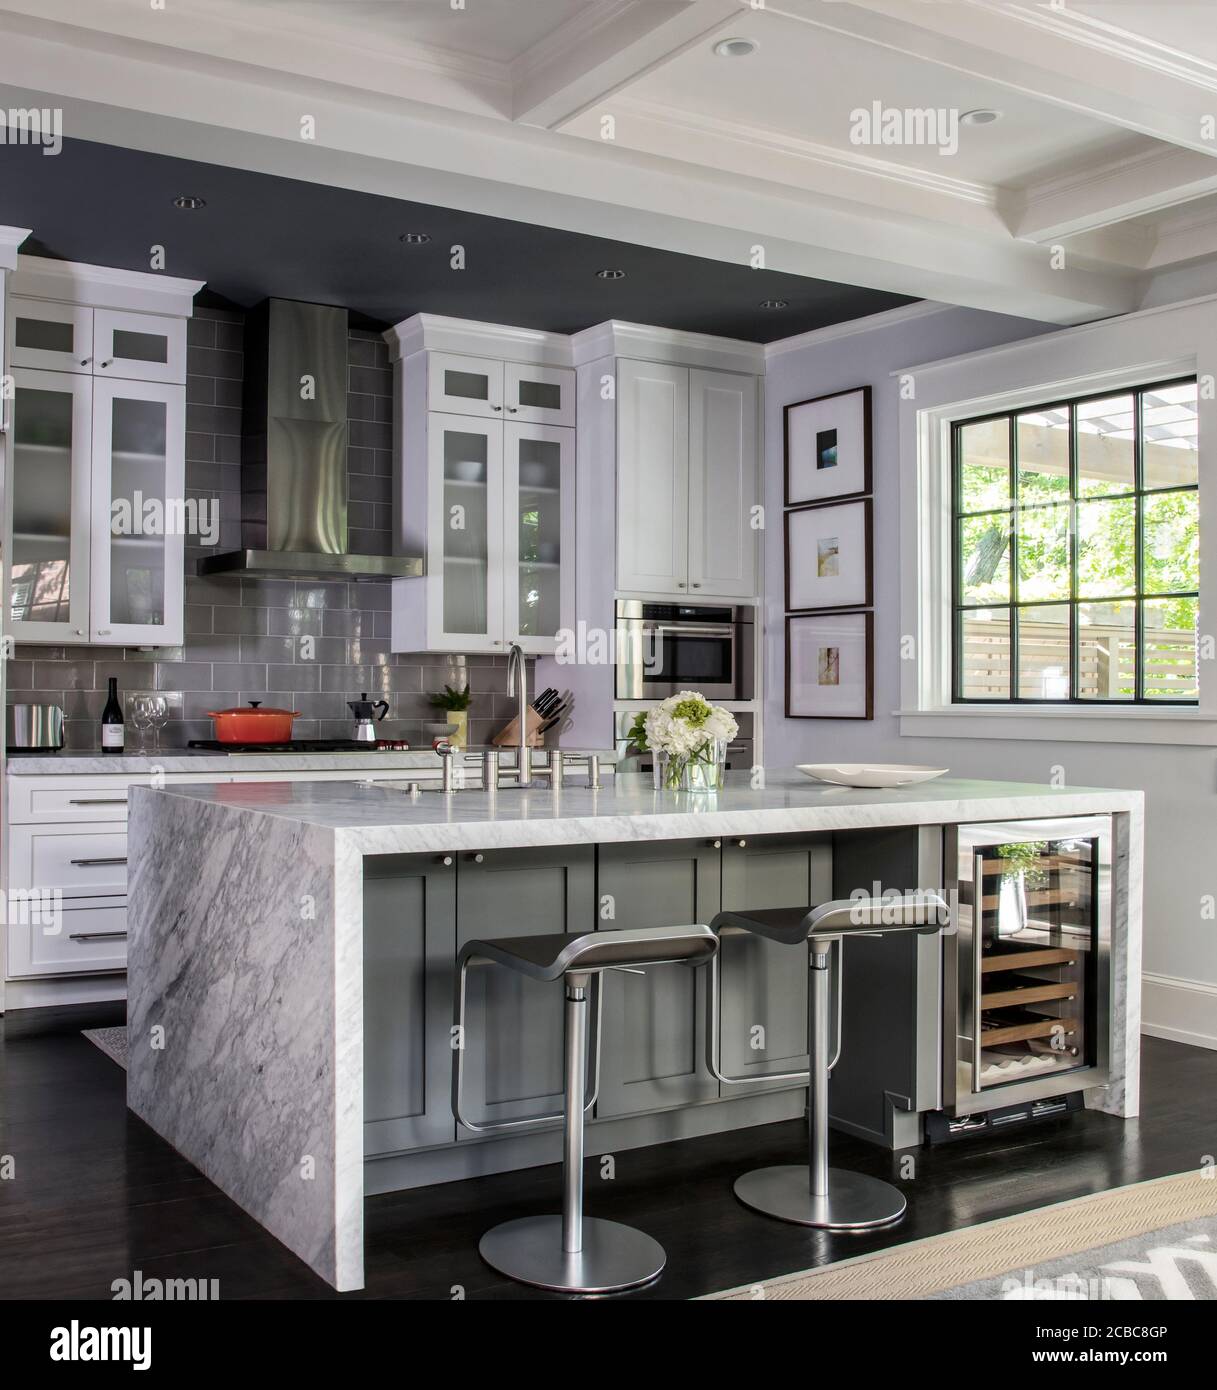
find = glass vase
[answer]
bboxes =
[653,739,727,793]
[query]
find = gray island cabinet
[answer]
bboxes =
[125,773,1142,1291]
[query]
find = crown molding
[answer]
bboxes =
[13,254,204,315]
[510,0,642,85]
[383,312,573,366]
[613,95,997,209]
[0,225,32,271]
[764,301,951,360]
[570,319,765,373]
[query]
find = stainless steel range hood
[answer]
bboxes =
[198,298,421,580]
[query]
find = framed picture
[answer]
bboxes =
[786,611,873,720]
[784,385,871,505]
[784,498,872,610]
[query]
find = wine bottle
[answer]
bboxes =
[101,677,125,754]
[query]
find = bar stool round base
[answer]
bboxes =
[479,1216,666,1294]
[734,1165,906,1230]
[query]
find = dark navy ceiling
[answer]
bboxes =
[1,138,914,340]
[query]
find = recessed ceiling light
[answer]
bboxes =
[960,108,1002,126]
[173,195,206,210]
[760,299,788,310]
[399,232,432,245]
[714,36,758,58]
[596,268,626,280]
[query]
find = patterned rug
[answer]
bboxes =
[82,1026,128,1070]
[706,1169,1217,1300]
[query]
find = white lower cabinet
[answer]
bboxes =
[2,767,445,980]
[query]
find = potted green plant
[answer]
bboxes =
[429,683,472,749]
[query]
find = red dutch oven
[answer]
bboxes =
[205,701,301,744]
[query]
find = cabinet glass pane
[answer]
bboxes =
[112,329,168,365]
[442,429,489,634]
[973,836,1097,1089]
[443,368,490,403]
[108,396,168,626]
[517,378,562,412]
[516,437,562,638]
[14,316,75,355]
[10,387,75,624]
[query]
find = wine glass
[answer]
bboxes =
[145,696,170,755]
[128,695,154,755]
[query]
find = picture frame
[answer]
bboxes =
[784,497,872,610]
[784,385,872,506]
[785,610,873,720]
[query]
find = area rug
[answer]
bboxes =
[706,1169,1217,1300]
[82,1026,128,1070]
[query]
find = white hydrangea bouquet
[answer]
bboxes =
[636,690,738,793]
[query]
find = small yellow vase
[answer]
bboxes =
[448,710,469,749]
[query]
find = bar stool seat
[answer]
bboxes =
[708,892,948,1231]
[454,923,718,1294]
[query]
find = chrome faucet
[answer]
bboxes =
[506,642,532,787]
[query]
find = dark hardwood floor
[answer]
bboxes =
[1,1015,1214,1301]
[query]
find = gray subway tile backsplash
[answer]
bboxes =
[6,309,526,749]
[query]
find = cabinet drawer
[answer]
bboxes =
[7,903,128,977]
[6,778,131,824]
[8,824,128,898]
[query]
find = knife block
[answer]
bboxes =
[492,708,546,748]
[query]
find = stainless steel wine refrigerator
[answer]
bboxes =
[945,817,1112,1115]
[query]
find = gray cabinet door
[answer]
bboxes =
[718,834,832,1093]
[363,853,457,1156]
[455,845,595,1137]
[596,838,721,1116]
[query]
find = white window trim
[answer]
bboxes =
[896,292,1217,746]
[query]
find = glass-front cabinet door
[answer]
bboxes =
[504,363,575,427]
[88,378,185,645]
[5,368,93,642]
[8,298,94,374]
[504,424,574,655]
[950,816,1111,1113]
[93,309,186,385]
[428,414,504,651]
[427,353,504,420]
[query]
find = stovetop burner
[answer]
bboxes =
[186,739,412,754]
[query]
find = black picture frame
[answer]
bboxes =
[785,610,874,720]
[784,497,873,611]
[783,384,872,507]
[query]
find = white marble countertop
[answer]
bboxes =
[135,771,1142,854]
[6,747,616,776]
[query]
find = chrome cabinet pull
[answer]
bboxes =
[69,930,127,942]
[70,856,128,866]
[68,797,128,805]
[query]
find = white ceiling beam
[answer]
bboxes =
[510,0,740,129]
[0,12,1142,324]
[1016,148,1217,244]
[772,0,1217,157]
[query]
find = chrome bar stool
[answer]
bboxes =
[454,924,719,1294]
[706,892,948,1230]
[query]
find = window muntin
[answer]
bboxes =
[952,377,1198,704]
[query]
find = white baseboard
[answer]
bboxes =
[1,973,127,1013]
[1141,971,1217,1051]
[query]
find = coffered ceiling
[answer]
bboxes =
[1,0,1215,325]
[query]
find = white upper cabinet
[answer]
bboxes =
[688,369,759,599]
[504,362,575,427]
[93,308,186,384]
[9,298,94,374]
[428,352,504,419]
[387,319,577,656]
[616,359,689,595]
[616,360,759,599]
[2,257,201,646]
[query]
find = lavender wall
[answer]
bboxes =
[5,306,524,749]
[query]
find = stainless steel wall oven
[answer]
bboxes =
[614,599,754,702]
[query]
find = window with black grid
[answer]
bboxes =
[952,377,1198,704]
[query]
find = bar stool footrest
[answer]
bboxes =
[733,1165,906,1230]
[479,1215,665,1294]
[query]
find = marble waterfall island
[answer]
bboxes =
[125,773,1143,1291]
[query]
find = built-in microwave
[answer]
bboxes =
[614,600,754,702]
